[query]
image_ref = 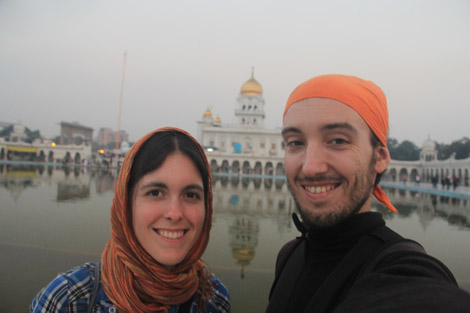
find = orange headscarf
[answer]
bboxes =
[284,74,397,213]
[101,127,214,313]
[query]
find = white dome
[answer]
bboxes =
[13,123,25,134]
[422,136,436,151]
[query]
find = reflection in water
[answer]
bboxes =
[1,166,470,313]
[0,164,118,202]
[229,215,259,279]
[378,186,470,230]
[212,174,294,280]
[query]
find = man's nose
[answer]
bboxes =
[301,143,328,176]
[164,198,183,220]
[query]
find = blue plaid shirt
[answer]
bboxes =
[29,262,230,313]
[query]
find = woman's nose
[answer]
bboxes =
[163,198,183,220]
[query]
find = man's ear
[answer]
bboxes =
[374,146,390,174]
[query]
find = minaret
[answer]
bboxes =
[235,68,265,128]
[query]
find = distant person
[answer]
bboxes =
[415,174,420,185]
[432,175,438,188]
[453,175,459,190]
[446,176,452,190]
[30,128,230,313]
[266,74,470,313]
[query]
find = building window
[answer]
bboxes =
[260,142,265,148]
[271,143,276,150]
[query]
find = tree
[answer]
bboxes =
[388,138,420,161]
[436,137,470,160]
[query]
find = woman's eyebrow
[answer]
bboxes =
[139,182,167,190]
[182,184,204,193]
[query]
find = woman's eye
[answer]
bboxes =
[147,189,162,197]
[185,191,202,200]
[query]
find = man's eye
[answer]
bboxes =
[331,138,348,145]
[286,140,303,147]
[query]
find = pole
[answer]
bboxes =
[115,50,127,164]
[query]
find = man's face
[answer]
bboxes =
[282,98,390,229]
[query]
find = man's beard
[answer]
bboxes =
[288,153,377,231]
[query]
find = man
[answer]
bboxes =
[266,74,470,313]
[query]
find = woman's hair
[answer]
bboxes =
[127,130,211,219]
[101,127,213,313]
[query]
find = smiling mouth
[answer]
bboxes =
[303,183,339,194]
[155,229,186,239]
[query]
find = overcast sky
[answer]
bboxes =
[1,0,469,146]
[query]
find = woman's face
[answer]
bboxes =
[132,151,206,268]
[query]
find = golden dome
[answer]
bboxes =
[240,70,263,96]
[214,115,222,123]
[203,108,212,118]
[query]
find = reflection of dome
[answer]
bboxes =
[240,71,263,96]
[232,247,255,266]
[422,136,436,151]
[203,108,212,118]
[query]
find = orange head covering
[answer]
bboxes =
[283,74,397,213]
[101,127,214,313]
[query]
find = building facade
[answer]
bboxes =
[386,136,470,187]
[0,123,92,164]
[197,71,285,177]
[198,72,470,189]
[97,127,129,147]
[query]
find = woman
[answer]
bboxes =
[30,127,230,313]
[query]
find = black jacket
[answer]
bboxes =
[266,212,470,313]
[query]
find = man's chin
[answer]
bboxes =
[298,206,351,230]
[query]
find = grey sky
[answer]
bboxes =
[1,0,469,146]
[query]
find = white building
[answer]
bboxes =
[197,71,285,177]
[197,72,470,189]
[0,123,92,164]
[386,136,470,186]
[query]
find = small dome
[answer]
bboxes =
[240,70,263,96]
[13,123,25,134]
[203,108,212,118]
[214,115,222,123]
[422,136,436,150]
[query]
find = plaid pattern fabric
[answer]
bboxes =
[29,262,230,313]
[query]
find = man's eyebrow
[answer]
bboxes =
[321,122,358,134]
[281,127,301,137]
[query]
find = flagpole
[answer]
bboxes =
[115,50,127,163]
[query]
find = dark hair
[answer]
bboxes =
[370,130,384,186]
[127,130,210,208]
